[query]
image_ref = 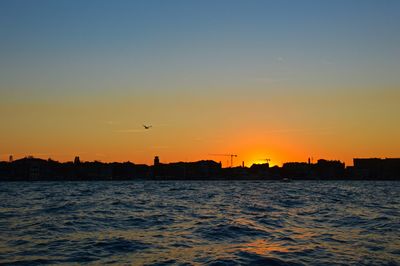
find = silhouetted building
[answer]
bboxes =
[282,162,313,179]
[9,155,13,162]
[315,159,345,179]
[152,160,222,179]
[353,158,400,179]
[74,156,80,164]
[154,156,160,166]
[249,163,271,179]
[10,157,52,180]
[110,162,150,180]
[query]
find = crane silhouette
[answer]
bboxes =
[258,158,271,163]
[209,154,238,168]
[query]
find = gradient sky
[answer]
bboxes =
[1,0,399,166]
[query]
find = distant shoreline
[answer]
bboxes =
[1,157,399,181]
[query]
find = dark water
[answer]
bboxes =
[0,181,399,266]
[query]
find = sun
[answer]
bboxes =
[245,155,281,168]
[247,159,276,167]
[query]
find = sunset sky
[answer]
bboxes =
[1,0,399,167]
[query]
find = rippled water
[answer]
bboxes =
[0,181,399,265]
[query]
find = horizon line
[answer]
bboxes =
[3,155,400,168]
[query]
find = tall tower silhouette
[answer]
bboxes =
[154,156,160,166]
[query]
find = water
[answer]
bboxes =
[0,181,399,266]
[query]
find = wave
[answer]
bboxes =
[0,181,399,265]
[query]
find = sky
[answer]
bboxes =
[0,0,399,167]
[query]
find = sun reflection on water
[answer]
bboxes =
[241,239,290,255]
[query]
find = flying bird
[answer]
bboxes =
[143,125,152,129]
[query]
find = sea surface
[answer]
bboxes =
[0,181,399,266]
